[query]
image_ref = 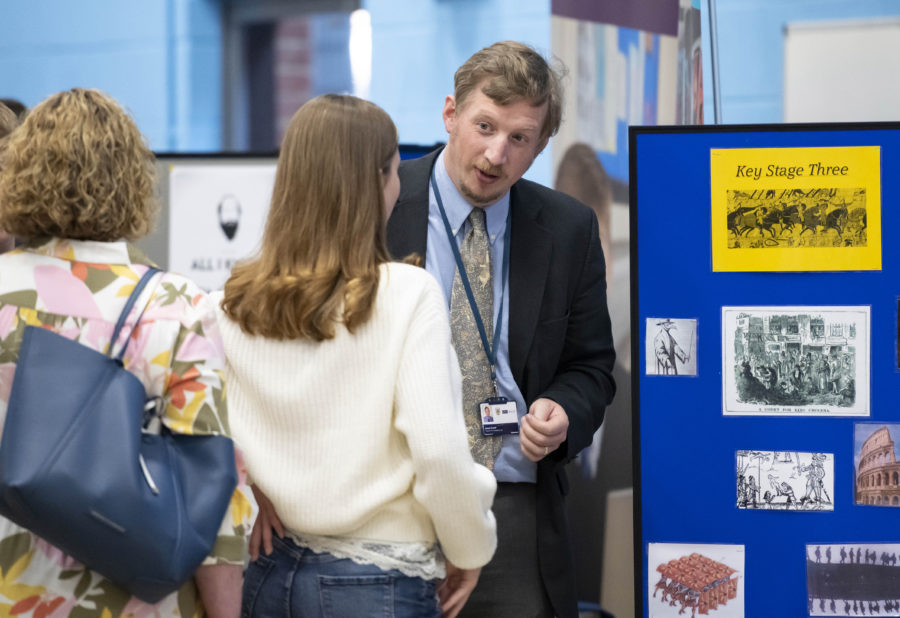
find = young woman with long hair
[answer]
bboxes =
[214,94,497,618]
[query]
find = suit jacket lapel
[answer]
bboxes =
[386,149,440,260]
[388,152,552,398]
[508,182,551,391]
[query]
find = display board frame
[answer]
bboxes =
[141,144,439,273]
[630,122,900,617]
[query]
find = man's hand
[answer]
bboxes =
[438,562,481,618]
[520,397,569,462]
[248,485,285,561]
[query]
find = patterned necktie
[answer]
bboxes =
[450,208,502,469]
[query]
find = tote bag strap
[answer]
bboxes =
[109,267,161,362]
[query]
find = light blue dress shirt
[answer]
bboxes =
[425,151,536,483]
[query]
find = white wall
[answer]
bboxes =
[785,18,900,123]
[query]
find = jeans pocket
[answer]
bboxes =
[241,555,277,618]
[394,577,440,618]
[319,574,393,618]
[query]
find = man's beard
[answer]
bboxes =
[460,181,506,207]
[460,162,506,206]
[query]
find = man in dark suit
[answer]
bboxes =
[387,41,616,618]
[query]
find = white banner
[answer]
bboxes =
[168,164,276,291]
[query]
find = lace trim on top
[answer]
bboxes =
[288,531,445,581]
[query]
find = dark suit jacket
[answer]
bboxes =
[386,149,616,617]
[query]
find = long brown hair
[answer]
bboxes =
[222,94,398,341]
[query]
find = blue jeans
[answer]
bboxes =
[241,535,441,618]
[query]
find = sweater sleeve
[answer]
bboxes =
[392,276,497,569]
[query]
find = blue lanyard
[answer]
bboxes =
[430,170,511,390]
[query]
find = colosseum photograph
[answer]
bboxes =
[855,423,900,507]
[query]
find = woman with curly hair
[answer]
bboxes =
[213,94,497,618]
[0,88,253,617]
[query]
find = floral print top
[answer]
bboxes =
[0,239,254,617]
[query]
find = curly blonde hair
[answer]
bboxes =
[0,88,157,241]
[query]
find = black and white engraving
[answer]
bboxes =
[648,543,744,618]
[646,318,698,376]
[807,543,900,616]
[727,187,867,249]
[855,423,900,507]
[722,306,869,416]
[736,450,834,511]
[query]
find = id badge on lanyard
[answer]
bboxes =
[431,171,519,437]
[479,396,519,436]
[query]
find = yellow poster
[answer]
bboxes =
[710,146,881,271]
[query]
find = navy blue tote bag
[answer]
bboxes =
[0,267,237,603]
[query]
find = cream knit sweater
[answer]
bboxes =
[211,263,497,569]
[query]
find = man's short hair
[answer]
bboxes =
[453,41,564,144]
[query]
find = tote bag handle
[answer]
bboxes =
[109,267,160,362]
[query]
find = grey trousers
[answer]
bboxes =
[458,482,555,618]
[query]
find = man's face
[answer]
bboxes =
[441,81,548,208]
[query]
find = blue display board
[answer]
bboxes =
[630,124,900,617]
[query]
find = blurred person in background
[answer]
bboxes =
[0,102,17,143]
[0,99,26,120]
[0,102,20,253]
[554,142,633,615]
[214,94,497,618]
[0,88,253,617]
